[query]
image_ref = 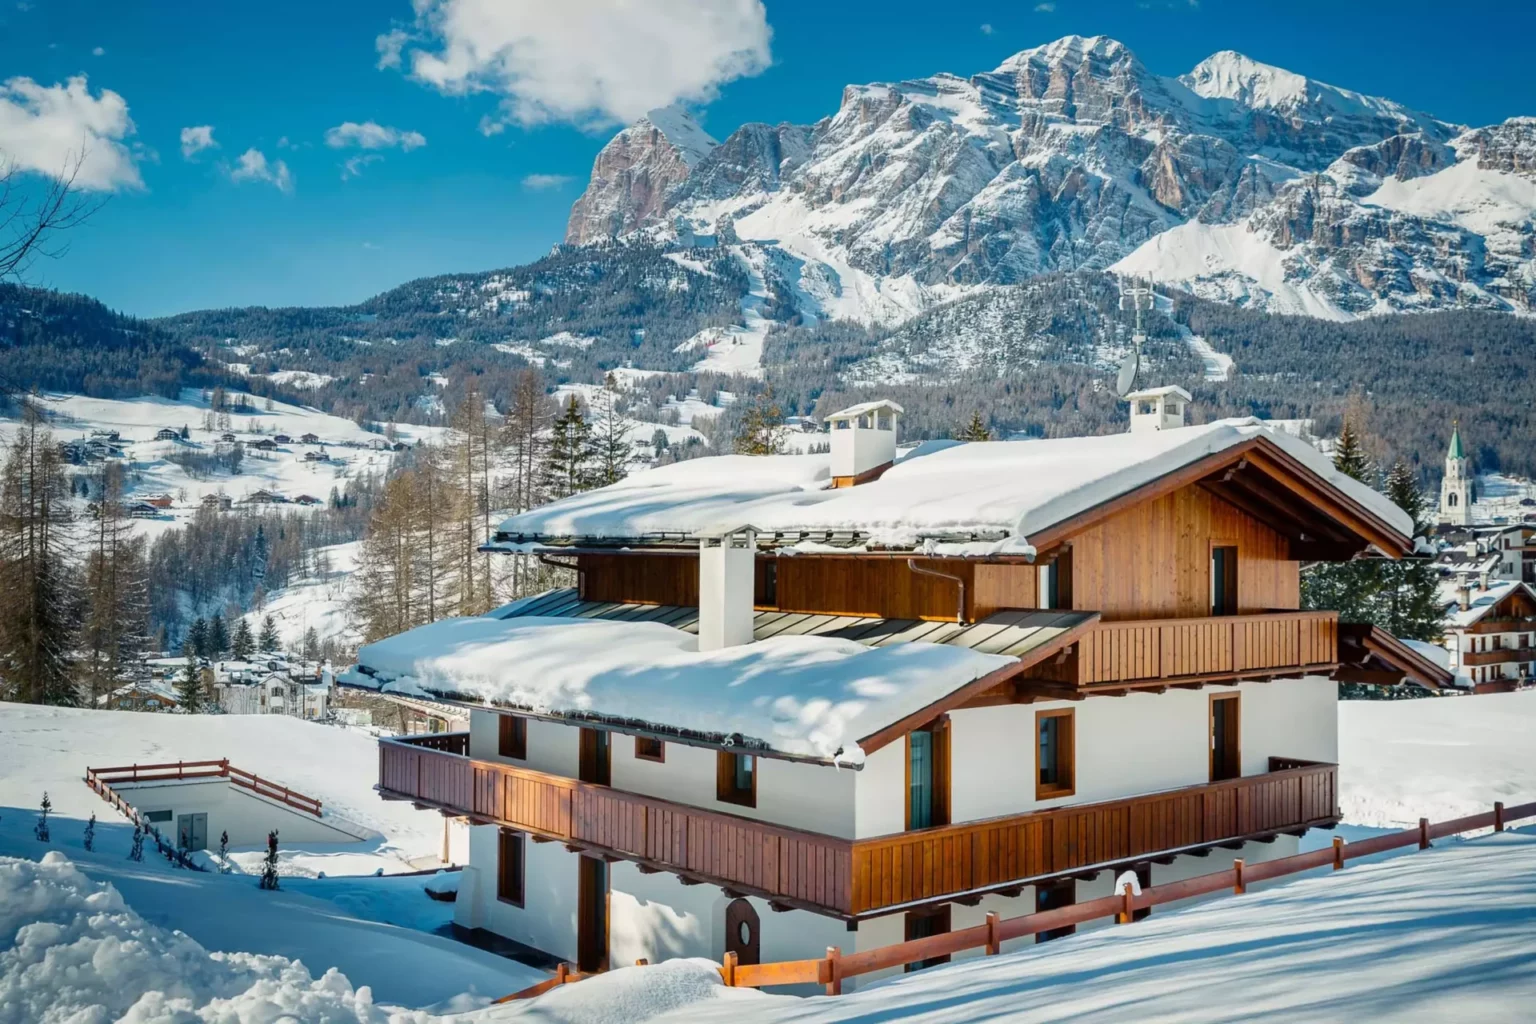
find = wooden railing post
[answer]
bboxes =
[554,963,569,985]
[824,946,842,996]
[1495,801,1505,832]
[1332,836,1345,870]
[985,911,1001,955]
[1233,858,1245,894]
[722,950,737,987]
[1116,882,1135,924]
[1419,817,1431,850]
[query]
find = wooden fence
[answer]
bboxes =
[498,797,1536,1002]
[85,759,324,818]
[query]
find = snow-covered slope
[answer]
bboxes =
[567,35,1536,320]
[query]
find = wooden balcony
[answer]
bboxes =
[1029,611,1339,691]
[1462,647,1532,667]
[378,739,1337,918]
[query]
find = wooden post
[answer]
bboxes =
[1332,836,1345,870]
[635,958,649,966]
[1233,857,1246,894]
[722,950,737,987]
[825,946,842,996]
[1495,801,1505,833]
[555,963,569,985]
[1116,883,1135,924]
[985,911,1001,955]
[1419,817,1431,850]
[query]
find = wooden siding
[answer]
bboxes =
[972,563,1038,621]
[1069,485,1300,621]
[379,740,1336,917]
[1059,611,1338,687]
[776,558,975,622]
[579,554,698,606]
[849,760,1337,914]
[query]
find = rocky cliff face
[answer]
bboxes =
[565,36,1535,320]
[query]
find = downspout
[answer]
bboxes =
[908,558,967,625]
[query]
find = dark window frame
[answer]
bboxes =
[634,735,665,763]
[498,715,528,760]
[716,751,757,808]
[497,829,525,907]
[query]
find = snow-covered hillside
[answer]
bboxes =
[5,389,444,540]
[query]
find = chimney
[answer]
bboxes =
[697,527,757,651]
[1458,585,1472,612]
[827,400,902,487]
[1126,386,1192,434]
[1479,569,1491,592]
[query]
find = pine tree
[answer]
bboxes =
[34,792,50,842]
[0,408,79,705]
[734,391,786,455]
[301,626,319,662]
[541,396,594,500]
[258,614,280,653]
[1379,460,1445,644]
[258,830,280,890]
[175,638,202,712]
[208,613,230,659]
[1332,417,1374,484]
[231,618,255,660]
[129,821,144,861]
[83,812,95,852]
[188,617,209,659]
[590,374,633,488]
[79,462,151,705]
[957,410,992,442]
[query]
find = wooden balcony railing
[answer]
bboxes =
[397,731,470,755]
[1065,611,1339,688]
[1462,647,1532,666]
[378,740,1337,917]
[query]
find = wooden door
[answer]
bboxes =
[903,904,952,971]
[1210,693,1241,782]
[579,728,611,786]
[1035,879,1076,943]
[724,898,761,966]
[577,856,608,973]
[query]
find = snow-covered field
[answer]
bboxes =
[4,692,1535,1021]
[243,540,364,655]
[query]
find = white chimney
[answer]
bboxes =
[697,527,757,651]
[1126,386,1192,434]
[827,400,902,486]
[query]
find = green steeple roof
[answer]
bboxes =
[1448,422,1464,460]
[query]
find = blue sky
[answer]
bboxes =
[1,0,1532,317]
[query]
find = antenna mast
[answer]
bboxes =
[1115,276,1155,398]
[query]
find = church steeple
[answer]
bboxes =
[1438,418,1473,527]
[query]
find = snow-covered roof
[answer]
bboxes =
[1126,385,1193,402]
[342,615,1015,763]
[826,399,905,421]
[1446,581,1536,628]
[491,419,1413,556]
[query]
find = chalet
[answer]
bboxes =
[344,402,1443,981]
[91,429,121,442]
[249,437,279,451]
[98,681,178,712]
[126,501,163,518]
[219,432,237,443]
[274,434,293,444]
[200,493,233,512]
[240,489,287,505]
[144,494,175,509]
[368,437,391,450]
[218,673,330,719]
[155,427,180,441]
[1445,581,1536,688]
[293,494,323,506]
[300,432,321,444]
[302,449,329,463]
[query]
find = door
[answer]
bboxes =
[1211,545,1238,616]
[905,717,950,830]
[1036,879,1076,943]
[724,898,761,966]
[577,856,609,973]
[903,905,952,970]
[177,812,208,851]
[579,728,611,786]
[1210,693,1241,782]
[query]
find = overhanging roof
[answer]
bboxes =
[1336,624,1455,691]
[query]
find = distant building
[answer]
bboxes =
[241,489,287,504]
[273,434,293,444]
[200,493,233,511]
[155,427,180,441]
[300,432,320,444]
[98,682,178,712]
[126,502,162,518]
[1438,422,1474,527]
[302,449,329,463]
[144,495,174,509]
[90,429,121,442]
[219,432,237,443]
[293,494,323,506]
[1445,581,1536,688]
[249,438,278,451]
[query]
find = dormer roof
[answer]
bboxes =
[1125,385,1192,402]
[826,399,904,422]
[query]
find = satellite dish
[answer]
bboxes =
[1115,348,1140,398]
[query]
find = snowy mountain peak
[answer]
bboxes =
[1182,51,1309,109]
[636,106,718,168]
[993,34,1133,74]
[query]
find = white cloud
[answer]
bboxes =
[340,153,383,180]
[375,29,409,70]
[1034,2,1056,10]
[179,125,216,160]
[324,120,426,151]
[391,0,771,128]
[521,173,573,190]
[91,46,105,57]
[980,23,994,34]
[229,148,292,192]
[0,75,140,190]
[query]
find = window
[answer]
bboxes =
[905,718,950,830]
[579,729,611,786]
[876,412,893,430]
[498,715,527,759]
[1038,550,1072,610]
[717,751,756,807]
[1210,693,1241,782]
[634,735,665,762]
[497,829,525,906]
[1211,545,1238,616]
[144,809,173,824]
[1035,708,1075,800]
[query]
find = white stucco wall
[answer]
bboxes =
[469,710,579,778]
[458,823,582,964]
[120,778,363,847]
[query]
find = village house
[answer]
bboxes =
[249,437,279,452]
[274,433,293,444]
[344,400,1444,982]
[240,489,287,505]
[144,494,175,509]
[155,427,180,441]
[200,493,233,512]
[300,432,321,444]
[217,673,331,719]
[219,432,238,443]
[1444,581,1536,691]
[302,449,329,463]
[97,681,179,712]
[293,494,323,506]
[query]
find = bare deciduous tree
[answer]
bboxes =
[0,151,103,282]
